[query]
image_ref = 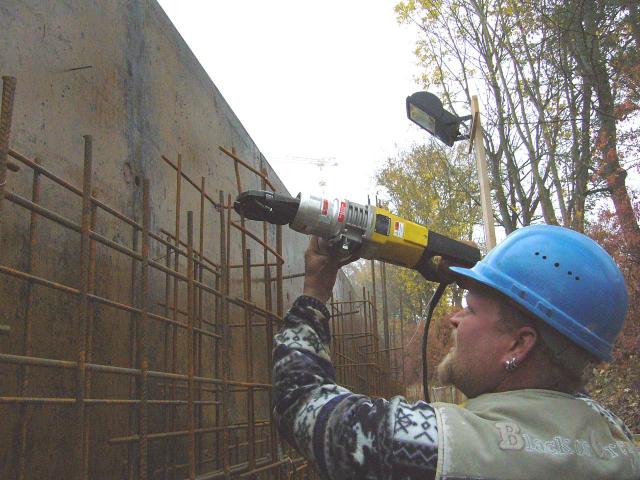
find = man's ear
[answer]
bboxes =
[504,326,538,363]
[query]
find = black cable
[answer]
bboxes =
[422,282,449,403]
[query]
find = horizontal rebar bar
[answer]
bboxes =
[0,353,271,388]
[108,420,271,444]
[0,266,221,339]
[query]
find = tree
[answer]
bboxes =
[395,0,639,242]
[373,142,481,383]
[535,0,640,255]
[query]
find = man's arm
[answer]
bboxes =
[272,238,439,479]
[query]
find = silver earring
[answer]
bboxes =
[505,357,519,372]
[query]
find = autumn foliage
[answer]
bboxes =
[586,196,640,431]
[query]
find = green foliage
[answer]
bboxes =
[368,142,481,383]
[376,142,480,239]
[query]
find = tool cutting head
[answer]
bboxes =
[234,190,301,225]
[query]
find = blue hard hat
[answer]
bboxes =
[450,225,628,361]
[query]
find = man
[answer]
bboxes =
[272,225,639,479]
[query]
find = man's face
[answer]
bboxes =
[436,288,514,398]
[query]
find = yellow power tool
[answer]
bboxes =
[233,190,480,279]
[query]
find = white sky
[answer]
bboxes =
[156,0,426,203]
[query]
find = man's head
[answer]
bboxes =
[438,225,627,398]
[437,286,597,397]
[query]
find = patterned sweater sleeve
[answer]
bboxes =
[272,295,439,480]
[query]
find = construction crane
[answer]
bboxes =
[278,155,338,193]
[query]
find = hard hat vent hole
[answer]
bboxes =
[568,271,572,275]
[542,255,547,260]
[534,252,540,256]
[575,276,580,281]
[554,262,560,267]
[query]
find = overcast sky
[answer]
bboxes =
[156,0,426,203]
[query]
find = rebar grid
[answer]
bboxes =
[0,76,404,479]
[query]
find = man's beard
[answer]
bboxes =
[436,337,476,397]
[436,347,460,387]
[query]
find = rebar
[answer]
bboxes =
[0,79,401,479]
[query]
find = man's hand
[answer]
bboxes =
[302,236,358,304]
[420,240,480,284]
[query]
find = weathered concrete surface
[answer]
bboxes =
[0,1,361,478]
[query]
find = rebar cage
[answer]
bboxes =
[0,77,405,479]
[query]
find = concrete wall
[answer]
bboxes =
[0,1,359,478]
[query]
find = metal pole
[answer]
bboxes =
[470,95,496,249]
[0,76,17,241]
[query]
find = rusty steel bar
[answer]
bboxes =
[230,220,284,263]
[137,179,151,479]
[269,271,305,282]
[0,76,16,239]
[161,227,221,274]
[261,162,279,470]
[108,420,272,445]
[400,291,406,389]
[230,261,278,269]
[330,309,360,318]
[5,187,212,292]
[381,261,391,367]
[169,154,182,479]
[221,192,231,475]
[161,154,220,209]
[349,290,356,389]
[163,239,172,480]
[76,134,93,480]
[243,248,256,475]
[6,158,19,171]
[229,297,280,322]
[219,145,276,192]
[187,211,197,480]
[0,397,222,406]
[214,194,224,470]
[0,265,220,339]
[83,194,98,478]
[0,352,271,387]
[16,157,41,480]
[128,205,140,480]
[196,177,205,473]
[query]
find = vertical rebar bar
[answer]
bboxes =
[17,157,41,480]
[162,238,172,480]
[0,76,17,241]
[170,154,182,479]
[221,192,232,476]
[187,211,196,480]
[196,177,205,472]
[399,291,405,391]
[380,262,390,367]
[83,195,98,477]
[275,226,283,319]
[128,212,139,480]
[77,134,93,480]
[260,168,278,472]
[216,192,225,472]
[243,248,256,476]
[138,179,151,479]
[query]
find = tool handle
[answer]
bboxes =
[415,231,481,282]
[426,231,480,266]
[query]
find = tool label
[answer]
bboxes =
[338,201,346,223]
[321,199,329,215]
[394,221,404,238]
